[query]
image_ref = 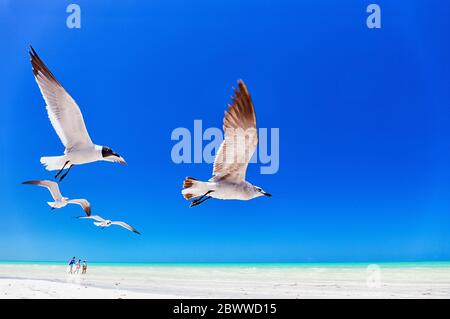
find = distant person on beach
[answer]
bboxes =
[82,260,87,274]
[74,259,81,274]
[68,257,76,274]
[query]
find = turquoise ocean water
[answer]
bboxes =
[1,261,450,268]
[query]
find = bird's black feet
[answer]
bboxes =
[58,164,74,182]
[190,191,214,207]
[190,197,211,207]
[54,161,70,179]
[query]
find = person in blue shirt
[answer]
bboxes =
[68,257,76,274]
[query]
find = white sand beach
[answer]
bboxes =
[1,263,450,299]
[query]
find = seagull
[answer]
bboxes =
[29,46,126,182]
[22,180,91,216]
[182,80,272,207]
[78,215,141,235]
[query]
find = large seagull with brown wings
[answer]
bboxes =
[29,46,126,182]
[182,80,272,207]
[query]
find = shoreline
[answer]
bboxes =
[2,260,450,267]
[1,263,450,298]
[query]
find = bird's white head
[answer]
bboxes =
[252,185,272,198]
[99,146,126,164]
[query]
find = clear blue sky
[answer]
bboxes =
[1,1,450,262]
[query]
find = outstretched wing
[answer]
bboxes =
[68,199,91,216]
[78,215,105,222]
[211,80,258,183]
[29,46,94,152]
[22,180,63,201]
[111,221,141,235]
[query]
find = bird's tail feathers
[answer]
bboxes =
[40,155,67,171]
[182,177,210,200]
[47,201,56,208]
[183,176,199,188]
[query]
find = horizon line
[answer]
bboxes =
[2,259,450,265]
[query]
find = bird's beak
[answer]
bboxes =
[262,191,272,197]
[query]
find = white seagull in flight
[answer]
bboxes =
[182,80,271,207]
[78,215,141,235]
[22,180,91,216]
[29,46,126,182]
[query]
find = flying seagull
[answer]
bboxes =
[182,80,271,207]
[29,46,126,182]
[78,215,141,235]
[22,180,91,216]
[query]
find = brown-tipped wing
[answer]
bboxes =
[67,199,91,216]
[211,80,258,183]
[29,47,93,152]
[22,180,63,201]
[111,221,141,235]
